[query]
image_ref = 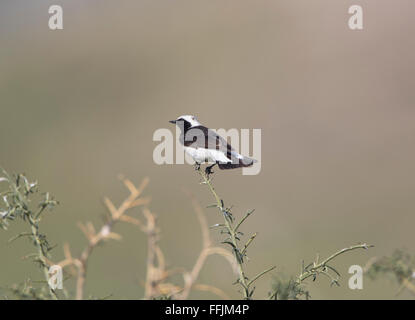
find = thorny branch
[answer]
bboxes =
[57,176,150,300]
[138,191,237,300]
[269,243,374,300]
[0,169,59,299]
[364,249,415,297]
[196,167,276,299]
[296,243,374,286]
[0,168,379,300]
[57,176,235,300]
[175,192,237,300]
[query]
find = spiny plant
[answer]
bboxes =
[1,166,377,300]
[195,165,373,300]
[196,166,276,299]
[0,168,59,299]
[0,168,237,300]
[269,244,374,300]
[366,249,415,296]
[269,275,310,300]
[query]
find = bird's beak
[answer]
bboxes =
[169,120,176,124]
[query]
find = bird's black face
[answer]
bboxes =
[169,117,185,124]
[169,118,192,132]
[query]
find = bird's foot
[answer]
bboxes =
[205,164,216,178]
[194,162,201,171]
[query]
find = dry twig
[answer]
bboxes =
[57,176,150,300]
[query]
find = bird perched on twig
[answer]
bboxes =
[169,115,256,176]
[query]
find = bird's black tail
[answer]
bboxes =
[218,157,256,170]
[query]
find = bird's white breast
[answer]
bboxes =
[184,147,231,164]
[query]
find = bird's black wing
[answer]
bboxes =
[182,126,234,158]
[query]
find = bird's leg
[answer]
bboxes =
[205,163,217,177]
[194,162,201,171]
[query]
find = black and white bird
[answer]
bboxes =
[169,115,256,175]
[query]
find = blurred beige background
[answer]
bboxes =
[1,0,414,299]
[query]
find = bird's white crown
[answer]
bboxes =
[176,115,201,127]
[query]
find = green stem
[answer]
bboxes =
[197,168,276,299]
[197,169,251,299]
[247,266,277,287]
[297,243,373,283]
[28,215,58,300]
